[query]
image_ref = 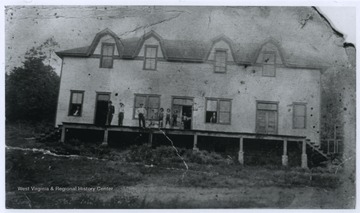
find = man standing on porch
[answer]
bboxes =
[118,102,125,126]
[106,101,115,126]
[137,104,146,128]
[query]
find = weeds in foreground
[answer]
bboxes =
[6,192,268,209]
[126,144,233,165]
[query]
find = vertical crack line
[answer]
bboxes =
[335,155,353,174]
[208,11,212,29]
[23,193,32,208]
[155,128,189,180]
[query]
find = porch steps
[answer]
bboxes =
[305,139,330,165]
[36,127,62,142]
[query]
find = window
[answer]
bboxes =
[205,98,231,124]
[262,52,276,77]
[100,43,115,68]
[214,50,227,73]
[293,103,306,129]
[69,91,84,116]
[143,45,158,70]
[256,101,278,134]
[134,94,160,120]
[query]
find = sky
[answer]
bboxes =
[1,1,358,76]
[318,6,356,45]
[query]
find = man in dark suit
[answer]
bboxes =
[106,100,115,125]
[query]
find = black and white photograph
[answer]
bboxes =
[4,0,357,209]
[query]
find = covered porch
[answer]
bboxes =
[60,122,308,168]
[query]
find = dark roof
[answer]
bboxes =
[162,39,210,62]
[122,37,141,58]
[56,46,89,57]
[56,30,257,64]
[55,29,327,69]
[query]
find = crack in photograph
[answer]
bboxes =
[4,3,356,209]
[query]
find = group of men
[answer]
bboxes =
[106,101,191,129]
[104,101,123,126]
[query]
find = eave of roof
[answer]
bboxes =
[55,46,90,58]
[55,28,328,70]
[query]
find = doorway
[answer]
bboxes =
[94,93,110,126]
[256,101,278,134]
[172,97,193,130]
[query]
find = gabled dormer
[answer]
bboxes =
[134,31,166,70]
[206,35,236,73]
[255,39,284,77]
[88,28,123,69]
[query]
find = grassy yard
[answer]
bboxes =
[5,122,350,209]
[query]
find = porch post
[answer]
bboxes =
[60,125,66,143]
[148,132,153,147]
[102,128,109,146]
[193,134,199,151]
[282,139,288,166]
[238,137,244,165]
[301,139,308,168]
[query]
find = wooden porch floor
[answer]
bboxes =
[60,122,309,168]
[60,122,306,141]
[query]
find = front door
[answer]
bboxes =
[172,97,193,129]
[182,105,192,129]
[256,102,278,134]
[94,93,110,126]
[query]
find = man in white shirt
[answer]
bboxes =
[136,104,146,127]
[118,102,125,126]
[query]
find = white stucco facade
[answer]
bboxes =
[55,33,321,144]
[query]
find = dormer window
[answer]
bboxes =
[214,50,227,73]
[262,52,276,77]
[100,43,115,68]
[144,45,158,70]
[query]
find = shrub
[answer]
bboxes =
[310,173,341,188]
[126,145,235,166]
[126,144,154,163]
[183,150,230,165]
[126,145,184,164]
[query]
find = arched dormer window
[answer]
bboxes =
[86,28,123,69]
[256,40,284,77]
[133,31,165,71]
[208,35,235,74]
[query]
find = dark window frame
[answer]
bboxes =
[100,43,115,68]
[133,94,161,120]
[205,98,232,124]
[68,90,85,117]
[214,49,228,73]
[293,102,307,129]
[262,51,276,77]
[143,45,158,70]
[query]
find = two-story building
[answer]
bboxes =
[54,6,344,168]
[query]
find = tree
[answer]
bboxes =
[6,39,60,122]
